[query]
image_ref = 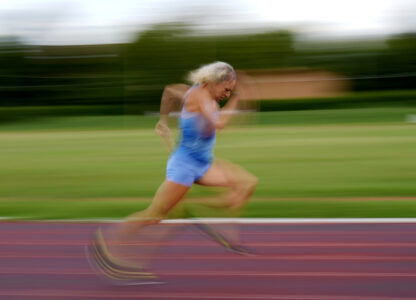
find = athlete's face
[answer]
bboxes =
[211,79,236,102]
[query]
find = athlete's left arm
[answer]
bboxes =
[217,72,257,127]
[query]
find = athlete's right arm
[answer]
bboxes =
[155,84,190,150]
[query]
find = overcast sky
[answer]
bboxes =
[0,0,415,45]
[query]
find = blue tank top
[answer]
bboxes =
[172,91,218,164]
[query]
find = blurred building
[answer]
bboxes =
[241,68,350,100]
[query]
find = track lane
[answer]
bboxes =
[1,221,416,299]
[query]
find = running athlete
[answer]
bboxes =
[88,62,258,285]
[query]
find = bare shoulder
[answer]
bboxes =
[183,86,200,112]
[185,87,216,113]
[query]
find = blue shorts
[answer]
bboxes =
[166,155,212,187]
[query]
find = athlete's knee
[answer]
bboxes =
[229,174,258,210]
[247,173,258,188]
[236,173,258,194]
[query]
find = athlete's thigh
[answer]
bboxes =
[197,158,257,188]
[195,159,240,187]
[194,161,228,187]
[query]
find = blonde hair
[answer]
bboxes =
[187,61,236,85]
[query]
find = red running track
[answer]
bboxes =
[1,221,416,300]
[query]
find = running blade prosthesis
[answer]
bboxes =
[86,228,164,285]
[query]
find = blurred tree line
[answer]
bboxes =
[0,24,415,114]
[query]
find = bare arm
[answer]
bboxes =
[155,84,190,151]
[198,92,240,130]
[217,92,240,128]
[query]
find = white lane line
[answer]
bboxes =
[3,218,416,224]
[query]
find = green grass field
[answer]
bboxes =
[1,107,416,219]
